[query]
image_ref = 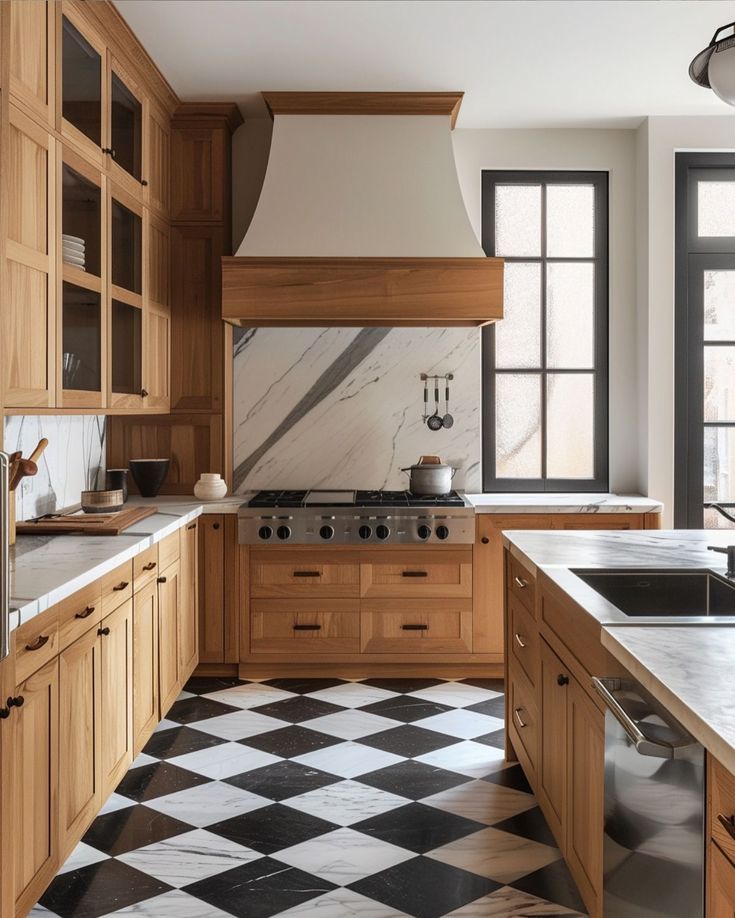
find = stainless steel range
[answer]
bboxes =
[238,490,474,545]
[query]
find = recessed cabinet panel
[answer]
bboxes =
[62,164,101,277]
[62,16,102,147]
[10,0,52,121]
[62,283,102,395]
[111,199,142,294]
[111,300,142,396]
[111,71,142,181]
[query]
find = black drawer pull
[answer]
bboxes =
[25,634,49,651]
[113,582,129,592]
[187,523,197,530]
[293,624,322,631]
[402,571,428,578]
[142,561,157,571]
[157,576,167,584]
[293,571,321,578]
[401,623,429,631]
[75,606,96,620]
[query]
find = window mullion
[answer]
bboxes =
[540,183,548,484]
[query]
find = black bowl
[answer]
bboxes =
[128,459,170,498]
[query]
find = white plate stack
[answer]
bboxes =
[62,234,86,270]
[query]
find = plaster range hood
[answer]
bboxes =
[222,92,503,327]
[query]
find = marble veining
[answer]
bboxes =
[466,492,662,514]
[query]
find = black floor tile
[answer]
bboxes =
[361,677,444,693]
[510,858,587,913]
[356,759,471,800]
[459,677,505,692]
[142,725,227,760]
[358,724,461,757]
[483,762,533,795]
[166,695,240,725]
[225,759,341,801]
[359,694,452,723]
[474,728,506,750]
[351,801,485,853]
[493,805,558,846]
[184,856,336,918]
[239,725,342,758]
[81,804,191,856]
[250,695,345,724]
[350,855,501,918]
[465,695,506,718]
[262,677,347,694]
[208,802,339,854]
[183,676,250,695]
[115,761,210,802]
[40,859,171,918]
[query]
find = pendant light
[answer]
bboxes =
[690,22,735,106]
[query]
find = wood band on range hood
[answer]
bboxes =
[262,91,465,129]
[221,256,504,328]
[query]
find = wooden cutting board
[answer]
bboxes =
[16,505,158,536]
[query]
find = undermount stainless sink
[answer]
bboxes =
[571,569,735,619]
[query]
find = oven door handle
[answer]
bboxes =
[592,677,675,759]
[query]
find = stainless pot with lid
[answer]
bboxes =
[401,455,456,496]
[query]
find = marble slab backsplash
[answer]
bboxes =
[232,327,482,493]
[4,416,106,520]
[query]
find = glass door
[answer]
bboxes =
[60,12,105,164]
[108,60,145,194]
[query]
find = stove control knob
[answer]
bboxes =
[436,525,450,541]
[417,524,432,540]
[358,525,372,540]
[276,525,291,541]
[319,525,334,540]
[258,525,273,540]
[376,524,390,541]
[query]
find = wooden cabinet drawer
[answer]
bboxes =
[509,555,535,615]
[99,561,134,617]
[251,552,359,598]
[361,550,472,598]
[709,841,735,915]
[508,669,539,780]
[251,600,360,653]
[509,595,539,687]
[361,598,472,653]
[158,531,180,571]
[711,756,735,866]
[134,544,160,588]
[15,610,59,684]
[57,582,103,652]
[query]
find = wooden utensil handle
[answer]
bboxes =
[28,438,48,465]
[418,455,441,465]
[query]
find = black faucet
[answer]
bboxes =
[705,502,735,524]
[708,545,735,578]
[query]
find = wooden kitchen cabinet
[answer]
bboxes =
[710,843,735,917]
[179,520,199,683]
[132,576,158,755]
[198,515,240,665]
[538,638,568,843]
[99,600,133,799]
[8,0,55,126]
[157,559,181,716]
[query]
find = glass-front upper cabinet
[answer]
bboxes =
[110,63,143,185]
[110,193,142,295]
[110,299,143,407]
[61,14,104,160]
[61,283,102,406]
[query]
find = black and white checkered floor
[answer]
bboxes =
[33,678,587,918]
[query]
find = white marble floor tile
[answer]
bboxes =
[129,752,158,769]
[293,741,403,778]
[98,792,136,816]
[276,828,414,887]
[99,889,234,917]
[153,718,179,734]
[145,780,270,827]
[414,709,505,739]
[304,683,399,708]
[188,709,285,741]
[117,829,262,887]
[285,779,406,826]
[169,742,280,779]
[176,690,196,702]
[305,709,398,740]
[276,887,411,917]
[57,841,109,875]
[445,885,586,917]
[415,741,506,778]
[28,906,60,917]
[421,779,537,824]
[427,826,560,884]
[411,682,502,708]
[202,684,296,709]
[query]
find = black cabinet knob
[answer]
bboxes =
[436,525,450,540]
[277,525,291,540]
[213,522,220,530]
[319,525,334,540]
[157,576,167,584]
[358,525,372,540]
[376,524,390,540]
[0,708,9,720]
[417,524,432,540]
[481,536,490,544]
[8,696,24,708]
[98,626,111,636]
[557,674,569,686]
[258,525,273,540]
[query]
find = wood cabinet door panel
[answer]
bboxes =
[251,605,360,654]
[361,599,472,654]
[9,0,54,123]
[251,558,359,598]
[361,552,472,599]
[509,596,539,688]
[133,579,159,755]
[146,105,170,216]
[709,843,735,918]
[538,638,567,845]
[507,668,539,782]
[100,601,133,798]
[158,560,181,716]
[179,521,199,682]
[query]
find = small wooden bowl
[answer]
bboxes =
[81,489,124,514]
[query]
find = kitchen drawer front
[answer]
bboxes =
[508,554,535,615]
[711,756,735,866]
[509,595,539,687]
[361,550,472,599]
[99,561,134,618]
[57,581,103,651]
[251,553,360,598]
[708,841,735,914]
[508,668,539,780]
[251,599,360,653]
[361,598,472,653]
[158,531,180,571]
[15,610,60,683]
[134,544,160,588]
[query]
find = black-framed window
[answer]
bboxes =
[675,152,735,529]
[481,171,609,492]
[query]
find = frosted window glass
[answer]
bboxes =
[547,263,595,368]
[698,181,735,237]
[704,270,735,340]
[704,426,735,505]
[495,185,541,256]
[704,346,735,422]
[496,263,541,368]
[496,374,541,478]
[546,374,594,478]
[547,185,595,256]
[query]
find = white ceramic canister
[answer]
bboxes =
[194,473,228,500]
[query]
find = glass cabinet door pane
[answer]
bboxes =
[111,72,142,180]
[62,165,101,276]
[62,283,101,392]
[111,300,142,394]
[62,17,101,145]
[111,199,142,293]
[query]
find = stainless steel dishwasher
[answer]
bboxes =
[592,677,704,918]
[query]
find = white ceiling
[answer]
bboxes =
[114,0,735,128]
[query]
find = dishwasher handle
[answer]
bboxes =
[592,676,677,759]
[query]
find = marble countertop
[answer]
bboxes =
[465,493,662,514]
